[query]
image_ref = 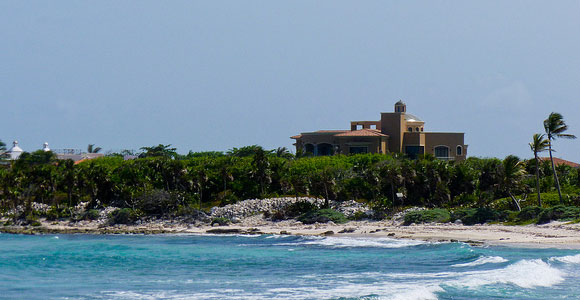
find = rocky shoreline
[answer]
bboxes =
[3,197,580,248]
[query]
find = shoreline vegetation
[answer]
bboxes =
[1,133,579,248]
[2,197,580,248]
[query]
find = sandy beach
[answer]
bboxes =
[3,216,580,249]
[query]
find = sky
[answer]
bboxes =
[2,1,580,161]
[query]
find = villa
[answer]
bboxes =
[291,101,468,161]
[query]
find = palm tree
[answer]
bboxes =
[87,144,102,153]
[500,155,526,211]
[529,134,549,207]
[543,112,576,204]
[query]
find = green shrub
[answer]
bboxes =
[269,200,318,221]
[538,205,580,224]
[451,208,502,225]
[45,207,60,221]
[298,209,348,224]
[135,190,180,216]
[518,206,543,220]
[348,211,368,221]
[82,209,101,221]
[108,208,141,225]
[211,217,231,226]
[403,209,451,225]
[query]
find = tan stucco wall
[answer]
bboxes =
[381,113,405,153]
[423,132,467,160]
[402,132,425,146]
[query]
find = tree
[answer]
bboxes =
[500,155,527,211]
[543,112,577,204]
[139,144,178,159]
[0,139,6,153]
[275,147,294,159]
[251,146,272,197]
[529,134,549,207]
[87,144,102,153]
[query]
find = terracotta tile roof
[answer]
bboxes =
[315,130,349,133]
[335,129,388,137]
[539,157,580,168]
[290,135,302,139]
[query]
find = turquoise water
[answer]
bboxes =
[1,234,579,299]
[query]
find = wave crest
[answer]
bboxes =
[452,256,508,267]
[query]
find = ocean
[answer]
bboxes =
[0,233,579,300]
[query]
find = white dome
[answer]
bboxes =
[7,141,23,160]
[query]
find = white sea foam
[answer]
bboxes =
[549,253,580,264]
[455,259,565,289]
[452,256,508,267]
[284,236,427,248]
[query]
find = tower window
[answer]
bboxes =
[457,146,463,156]
[408,127,413,132]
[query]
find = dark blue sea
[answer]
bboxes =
[1,233,579,299]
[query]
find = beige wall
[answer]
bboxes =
[424,132,467,160]
[402,132,425,146]
[350,121,381,131]
[381,113,405,153]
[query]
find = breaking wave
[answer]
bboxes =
[452,256,508,267]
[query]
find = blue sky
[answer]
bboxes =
[2,1,579,161]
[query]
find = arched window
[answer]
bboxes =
[434,146,449,158]
[420,127,424,132]
[408,127,413,132]
[456,145,463,156]
[415,127,420,132]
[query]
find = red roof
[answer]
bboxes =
[539,157,580,168]
[315,130,349,133]
[335,129,388,137]
[290,135,302,139]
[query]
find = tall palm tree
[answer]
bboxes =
[500,155,526,211]
[87,144,102,153]
[529,134,549,207]
[543,112,576,204]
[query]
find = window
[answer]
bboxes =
[408,127,413,132]
[317,143,334,156]
[349,146,368,154]
[415,127,420,132]
[456,145,463,156]
[421,127,424,132]
[405,146,424,159]
[370,124,376,129]
[434,146,449,158]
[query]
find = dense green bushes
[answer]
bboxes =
[404,206,580,225]
[537,205,580,224]
[451,208,504,225]
[1,147,579,221]
[403,209,451,225]
[108,208,141,225]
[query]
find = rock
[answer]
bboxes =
[450,239,459,243]
[320,230,334,236]
[279,230,290,235]
[454,219,463,225]
[387,232,395,237]
[338,228,356,233]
